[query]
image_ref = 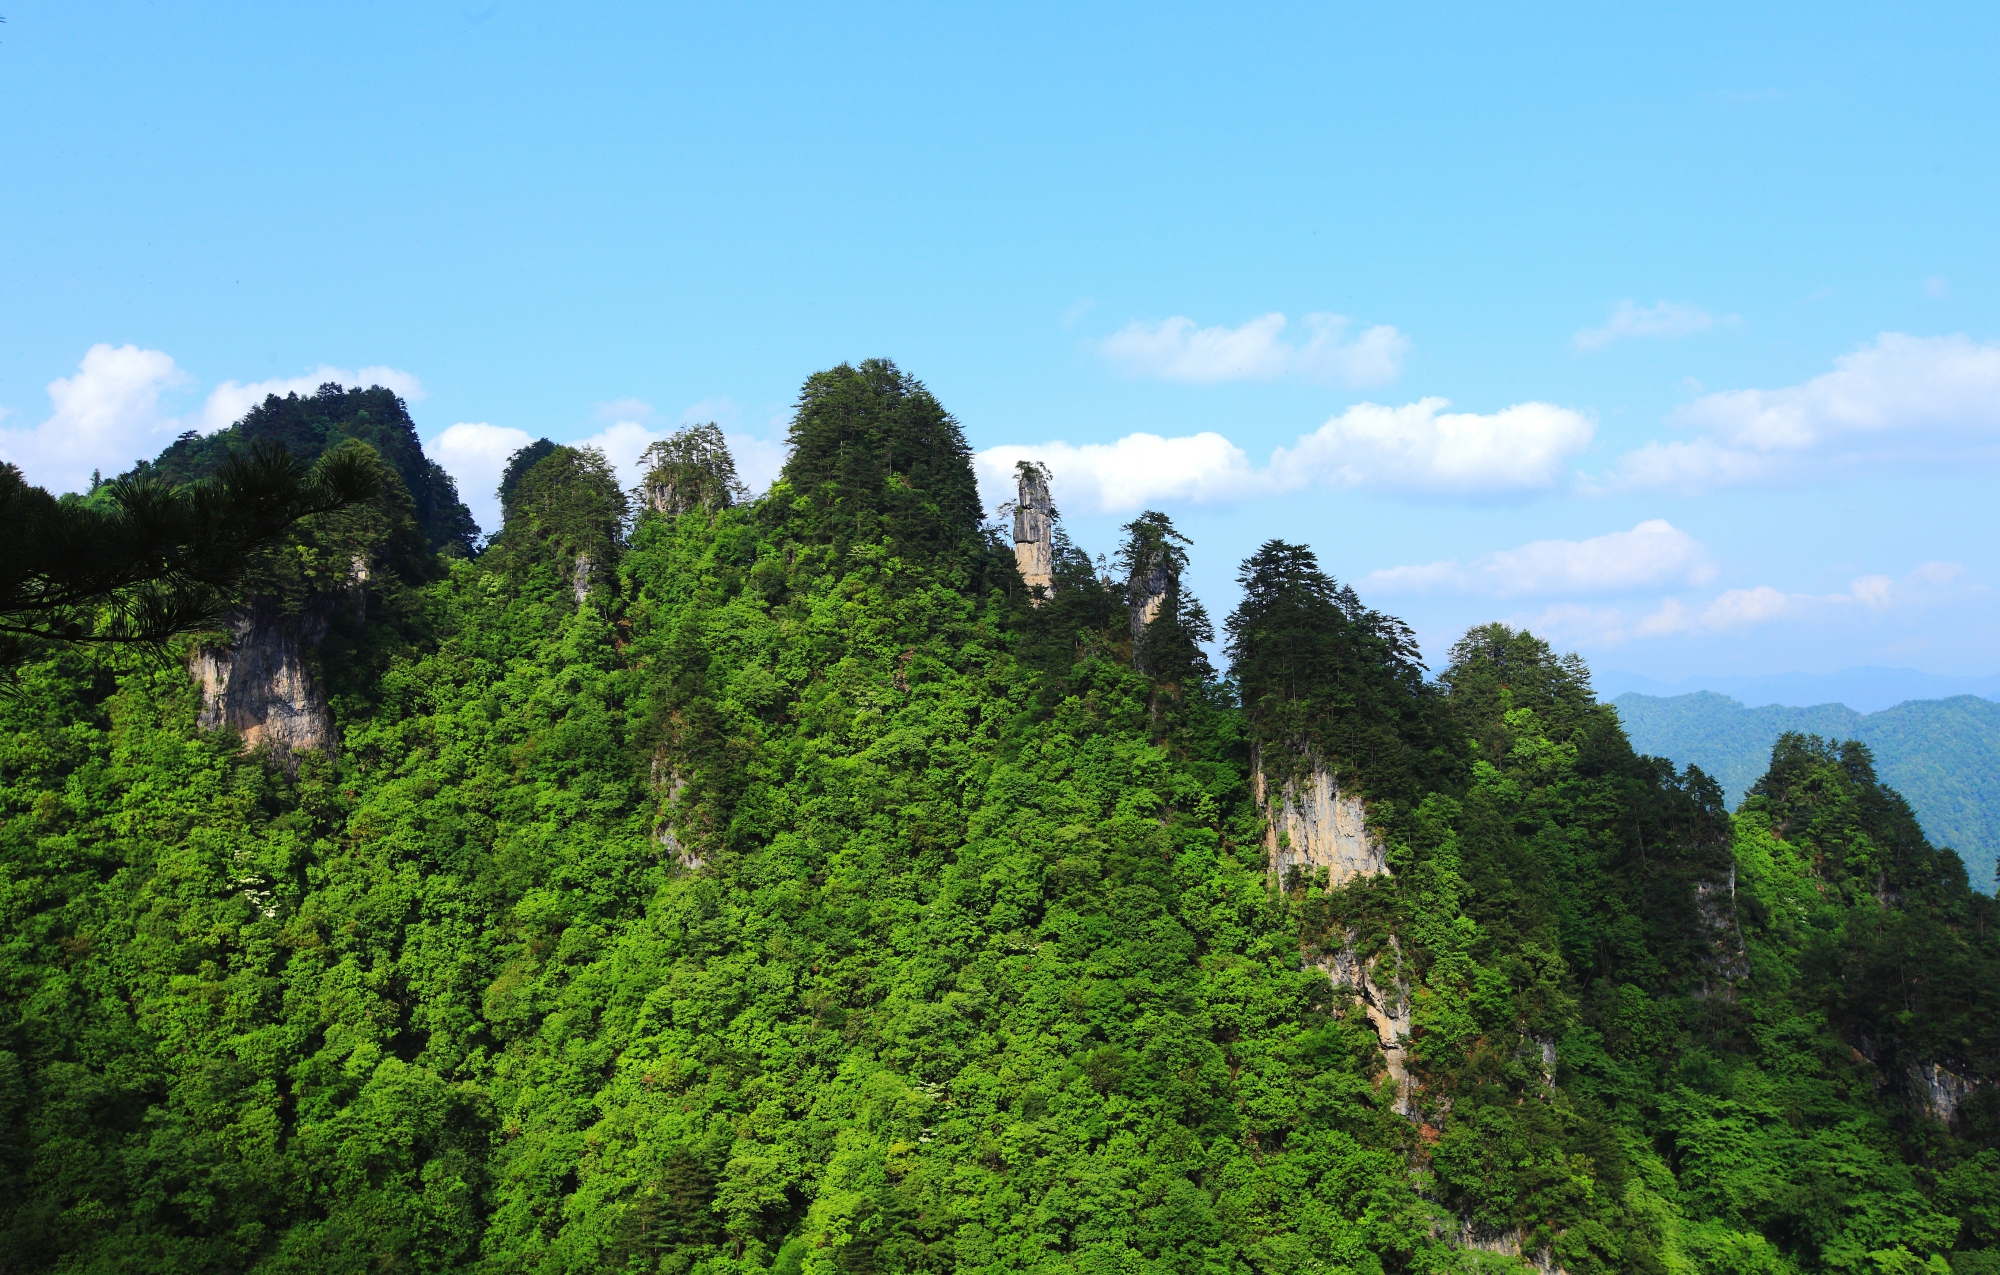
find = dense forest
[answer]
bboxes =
[1,366,1995,1274]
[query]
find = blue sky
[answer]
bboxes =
[3,1,1996,685]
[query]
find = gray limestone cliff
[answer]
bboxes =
[1319,934,1415,1115]
[1255,752,1409,1106]
[1011,465,1054,601]
[1127,549,1168,641]
[1908,1060,1980,1128]
[1254,756,1389,890]
[189,595,337,758]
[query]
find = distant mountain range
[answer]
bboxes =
[1611,691,2000,893]
[1596,666,2000,715]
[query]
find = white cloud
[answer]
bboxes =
[1677,333,2000,450]
[0,344,427,495]
[1095,312,1410,386]
[1514,561,1976,648]
[0,344,193,492]
[1601,333,2000,491]
[1525,586,1798,646]
[1689,585,1794,630]
[724,432,789,497]
[976,396,1592,514]
[1910,560,1964,586]
[1364,520,1713,598]
[1272,398,1594,495]
[977,432,1259,515]
[432,422,537,534]
[1571,300,1722,353]
[1847,575,1894,610]
[1587,437,1774,492]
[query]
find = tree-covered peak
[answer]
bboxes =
[489,443,627,602]
[1,361,1996,1275]
[126,381,479,557]
[1227,537,1441,808]
[1748,729,1971,903]
[776,359,990,573]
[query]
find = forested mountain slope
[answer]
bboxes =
[1613,692,2000,892]
[1,361,1995,1274]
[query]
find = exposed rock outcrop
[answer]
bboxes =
[650,751,703,869]
[1258,753,1407,1109]
[1693,865,1751,998]
[1454,1225,1568,1275]
[1909,1060,1979,1128]
[1127,548,1169,640]
[190,596,336,759]
[1012,465,1054,600]
[1254,759,1388,890]
[1320,933,1414,1115]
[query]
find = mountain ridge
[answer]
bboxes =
[1612,689,2000,892]
[0,363,1994,1274]
[1596,666,2000,714]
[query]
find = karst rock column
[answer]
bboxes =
[1013,465,1055,601]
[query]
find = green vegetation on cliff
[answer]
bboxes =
[0,362,1994,1274]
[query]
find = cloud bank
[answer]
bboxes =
[1364,520,1714,598]
[976,397,1593,514]
[1095,312,1410,386]
[0,344,425,494]
[1602,333,2000,491]
[433,422,537,534]
[1518,561,1970,647]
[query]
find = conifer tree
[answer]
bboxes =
[1225,537,1438,805]
[778,358,990,572]
[492,444,628,600]
[132,382,478,556]
[1116,510,1213,685]
[638,422,747,517]
[0,443,378,671]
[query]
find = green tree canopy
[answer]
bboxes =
[0,442,378,671]
[491,444,627,598]
[1226,538,1441,807]
[777,358,989,571]
[639,422,748,517]
[130,382,478,555]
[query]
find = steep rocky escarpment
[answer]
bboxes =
[190,594,337,755]
[1255,759,1388,890]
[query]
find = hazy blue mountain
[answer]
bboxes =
[1612,690,2000,892]
[1596,666,2000,714]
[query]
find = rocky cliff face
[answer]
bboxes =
[1909,1060,1979,1128]
[189,596,336,758]
[1127,556,1168,640]
[1254,760,1388,889]
[1011,466,1054,600]
[1255,756,1410,1108]
[1320,934,1415,1114]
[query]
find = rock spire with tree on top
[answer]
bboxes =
[1011,460,1055,602]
